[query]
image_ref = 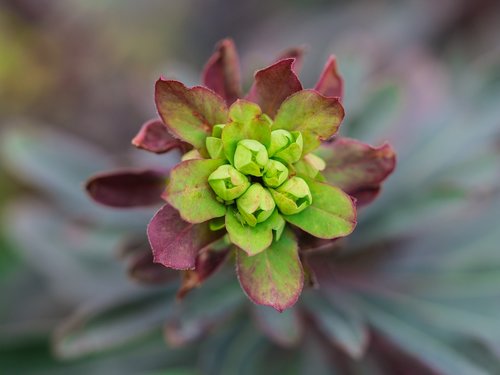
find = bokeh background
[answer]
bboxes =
[1,0,500,374]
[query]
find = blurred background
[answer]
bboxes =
[1,0,499,374]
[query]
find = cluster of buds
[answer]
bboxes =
[86,39,396,311]
[207,124,313,226]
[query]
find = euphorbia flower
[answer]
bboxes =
[86,39,396,312]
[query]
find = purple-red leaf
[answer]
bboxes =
[86,169,167,208]
[202,38,242,105]
[177,247,230,298]
[127,249,178,285]
[246,59,303,118]
[319,137,396,206]
[132,118,190,154]
[155,79,228,151]
[276,46,305,74]
[148,204,223,270]
[314,55,344,100]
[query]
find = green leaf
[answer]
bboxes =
[252,305,303,347]
[272,90,344,154]
[200,319,268,375]
[357,297,489,375]
[302,292,368,358]
[225,209,284,255]
[165,159,226,223]
[284,177,356,239]
[236,230,303,312]
[342,82,402,142]
[53,289,177,359]
[222,100,271,164]
[165,271,244,346]
[155,79,228,152]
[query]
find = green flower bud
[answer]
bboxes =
[270,177,312,215]
[234,139,269,176]
[263,159,288,188]
[208,164,250,202]
[268,130,303,164]
[212,124,225,138]
[236,183,275,227]
[206,136,224,159]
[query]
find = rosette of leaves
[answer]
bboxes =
[86,39,395,311]
[3,40,500,375]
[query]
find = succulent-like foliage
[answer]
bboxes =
[3,36,500,375]
[85,39,396,311]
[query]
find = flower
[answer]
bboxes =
[208,164,250,202]
[270,176,312,215]
[86,39,396,311]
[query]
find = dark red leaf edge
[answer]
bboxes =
[202,38,242,105]
[85,169,167,208]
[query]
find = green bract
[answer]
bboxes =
[268,129,303,164]
[270,176,312,215]
[91,43,395,313]
[236,183,275,226]
[263,159,288,188]
[234,139,269,176]
[208,164,250,202]
[165,97,355,260]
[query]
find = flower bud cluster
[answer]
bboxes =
[207,127,318,226]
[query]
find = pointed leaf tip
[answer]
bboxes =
[276,46,305,73]
[202,38,242,105]
[246,58,302,118]
[132,118,190,154]
[314,55,344,100]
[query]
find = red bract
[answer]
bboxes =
[86,38,396,311]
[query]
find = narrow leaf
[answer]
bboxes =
[252,305,303,347]
[127,249,178,284]
[303,292,368,358]
[236,230,303,312]
[177,246,230,298]
[166,271,244,347]
[360,298,489,375]
[86,169,167,207]
[273,89,344,154]
[53,289,176,359]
